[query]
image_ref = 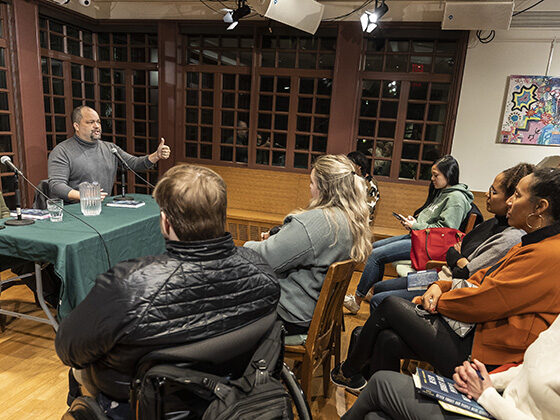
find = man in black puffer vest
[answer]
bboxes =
[55,164,280,408]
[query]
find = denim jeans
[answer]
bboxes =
[356,234,411,297]
[369,276,420,311]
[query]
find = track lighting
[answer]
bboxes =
[360,0,389,33]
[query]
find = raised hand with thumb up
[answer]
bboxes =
[150,137,171,162]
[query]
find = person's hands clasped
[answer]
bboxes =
[453,241,462,252]
[421,284,442,313]
[453,359,492,400]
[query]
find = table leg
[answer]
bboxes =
[0,262,59,332]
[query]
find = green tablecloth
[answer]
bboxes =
[0,194,165,319]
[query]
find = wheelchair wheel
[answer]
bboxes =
[62,396,110,420]
[281,363,312,420]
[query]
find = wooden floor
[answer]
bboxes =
[0,272,370,419]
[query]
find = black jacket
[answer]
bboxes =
[55,234,280,378]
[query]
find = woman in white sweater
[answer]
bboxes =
[342,313,560,420]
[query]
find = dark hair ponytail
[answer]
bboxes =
[530,168,560,222]
[414,155,460,217]
[347,151,371,177]
[501,163,534,198]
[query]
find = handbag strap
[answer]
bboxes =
[424,229,432,260]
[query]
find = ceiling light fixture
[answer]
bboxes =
[360,0,389,33]
[224,0,251,31]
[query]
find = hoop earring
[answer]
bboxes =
[526,212,543,230]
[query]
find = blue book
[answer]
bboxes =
[407,269,438,291]
[413,368,493,419]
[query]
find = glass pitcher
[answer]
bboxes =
[79,181,102,216]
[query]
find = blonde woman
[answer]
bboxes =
[244,155,372,334]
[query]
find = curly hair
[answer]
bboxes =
[500,163,534,198]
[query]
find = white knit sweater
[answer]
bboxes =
[477,314,560,420]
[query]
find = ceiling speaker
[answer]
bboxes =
[442,1,514,30]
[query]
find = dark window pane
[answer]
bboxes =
[259,95,272,111]
[52,79,64,95]
[314,117,328,134]
[388,40,409,52]
[358,119,374,137]
[410,82,429,100]
[83,44,93,59]
[223,74,235,90]
[222,110,235,126]
[261,76,274,92]
[239,75,251,91]
[185,125,197,140]
[113,47,127,61]
[430,83,450,101]
[404,122,423,140]
[276,96,289,112]
[201,127,212,142]
[356,139,373,156]
[115,120,126,134]
[201,91,213,107]
[113,70,124,84]
[42,76,49,94]
[136,105,147,120]
[256,149,269,165]
[71,64,81,80]
[428,104,447,122]
[374,160,391,176]
[272,151,286,167]
[295,134,309,150]
[53,97,65,114]
[385,55,407,72]
[273,132,286,148]
[419,163,432,180]
[436,41,457,53]
[0,114,10,131]
[379,101,398,118]
[100,86,112,100]
[186,91,198,106]
[201,109,213,125]
[294,153,308,169]
[274,114,288,130]
[365,55,383,71]
[54,116,65,131]
[412,41,434,53]
[114,86,125,101]
[44,96,51,113]
[50,34,63,52]
[378,121,396,138]
[238,93,250,110]
[114,103,125,118]
[367,38,385,52]
[68,39,80,56]
[425,124,444,142]
[362,80,380,98]
[278,52,295,68]
[72,82,82,98]
[317,79,332,95]
[299,78,314,94]
[318,54,335,69]
[399,162,418,179]
[236,147,248,163]
[98,33,110,44]
[51,60,63,77]
[185,142,197,157]
[299,52,316,69]
[300,37,318,50]
[222,92,235,108]
[298,97,313,114]
[277,77,290,92]
[99,46,110,61]
[101,102,112,118]
[410,56,432,73]
[407,103,425,120]
[422,144,440,161]
[220,146,233,161]
[297,116,311,132]
[134,139,147,154]
[312,136,327,152]
[221,128,234,143]
[315,98,330,114]
[258,113,271,129]
[201,73,213,89]
[85,83,95,99]
[434,56,455,74]
[131,47,146,62]
[99,69,111,84]
[401,142,420,160]
[262,51,275,67]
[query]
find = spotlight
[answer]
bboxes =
[360,0,389,33]
[226,0,251,31]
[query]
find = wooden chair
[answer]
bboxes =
[284,259,356,405]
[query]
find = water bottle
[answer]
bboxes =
[79,181,102,216]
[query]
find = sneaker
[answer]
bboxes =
[330,363,367,392]
[343,294,360,314]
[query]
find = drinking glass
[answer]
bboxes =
[47,198,63,222]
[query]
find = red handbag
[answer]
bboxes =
[410,228,465,271]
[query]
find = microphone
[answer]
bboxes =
[110,147,133,201]
[0,155,112,268]
[1,155,22,176]
[1,156,33,226]
[110,147,156,189]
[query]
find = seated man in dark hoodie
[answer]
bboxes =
[55,164,280,415]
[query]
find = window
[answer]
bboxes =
[356,36,463,181]
[42,57,68,152]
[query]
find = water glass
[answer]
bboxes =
[79,181,102,216]
[47,198,63,222]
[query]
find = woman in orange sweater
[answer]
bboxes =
[331,168,560,392]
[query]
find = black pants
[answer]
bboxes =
[342,296,474,379]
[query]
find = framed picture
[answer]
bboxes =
[500,75,560,146]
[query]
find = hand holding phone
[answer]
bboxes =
[392,212,406,222]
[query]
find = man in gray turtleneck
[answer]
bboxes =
[48,106,171,203]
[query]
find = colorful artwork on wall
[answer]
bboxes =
[500,75,560,146]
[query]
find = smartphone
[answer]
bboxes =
[392,212,406,222]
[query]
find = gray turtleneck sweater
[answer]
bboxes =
[48,135,154,203]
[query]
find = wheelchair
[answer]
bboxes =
[62,313,311,420]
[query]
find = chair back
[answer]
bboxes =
[32,179,50,209]
[460,203,483,233]
[304,260,356,372]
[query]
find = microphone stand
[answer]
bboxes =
[113,163,134,202]
[5,171,34,226]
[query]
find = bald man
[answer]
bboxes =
[48,106,171,203]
